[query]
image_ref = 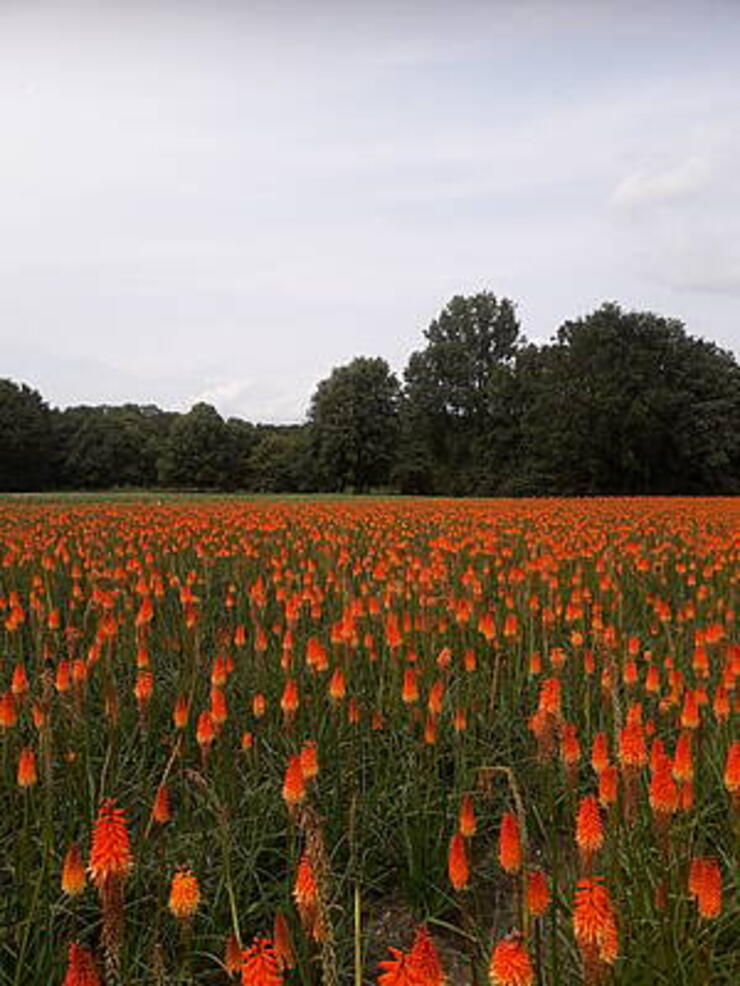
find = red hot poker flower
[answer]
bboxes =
[489,934,534,986]
[448,832,469,891]
[241,937,283,986]
[63,942,101,986]
[88,799,132,889]
[499,812,522,874]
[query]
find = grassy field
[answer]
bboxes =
[0,496,738,985]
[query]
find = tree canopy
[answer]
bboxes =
[308,356,400,492]
[1,294,738,495]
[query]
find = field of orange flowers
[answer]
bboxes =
[0,497,738,986]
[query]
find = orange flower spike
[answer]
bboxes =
[618,719,647,770]
[210,686,228,726]
[526,869,550,916]
[489,934,535,986]
[0,690,18,729]
[195,710,215,751]
[575,795,603,860]
[453,707,467,733]
[688,856,705,898]
[459,794,476,838]
[649,738,666,774]
[427,679,445,716]
[282,754,306,806]
[62,844,87,897]
[280,678,299,717]
[590,732,609,775]
[224,933,243,975]
[672,732,694,783]
[293,852,321,938]
[409,924,445,985]
[573,877,619,966]
[88,799,133,889]
[598,765,618,807]
[560,722,581,768]
[172,695,189,730]
[713,686,730,721]
[252,692,267,718]
[401,667,419,705]
[151,785,172,825]
[448,832,469,890]
[691,857,722,919]
[241,937,283,986]
[133,671,153,707]
[63,942,101,986]
[17,747,38,787]
[649,758,678,817]
[11,663,28,696]
[724,741,740,796]
[538,677,561,716]
[644,664,661,694]
[680,689,700,730]
[377,946,414,986]
[300,740,319,780]
[328,667,346,702]
[678,780,694,812]
[168,868,200,920]
[498,812,522,874]
[273,911,296,971]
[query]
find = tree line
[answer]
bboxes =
[2,295,739,495]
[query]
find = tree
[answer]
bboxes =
[245,426,314,492]
[52,404,172,489]
[518,303,740,494]
[158,403,238,490]
[400,292,523,493]
[0,379,54,490]
[308,357,400,492]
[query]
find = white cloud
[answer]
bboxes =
[610,157,711,208]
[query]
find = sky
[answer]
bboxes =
[1,0,739,423]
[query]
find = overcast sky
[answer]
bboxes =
[1,0,738,423]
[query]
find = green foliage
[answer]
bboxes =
[308,356,400,492]
[52,404,172,489]
[1,296,738,495]
[157,403,238,490]
[517,303,740,494]
[245,426,314,492]
[400,292,524,494]
[0,379,53,491]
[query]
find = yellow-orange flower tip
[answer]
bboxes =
[459,794,476,838]
[168,868,200,920]
[489,934,534,986]
[62,843,87,897]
